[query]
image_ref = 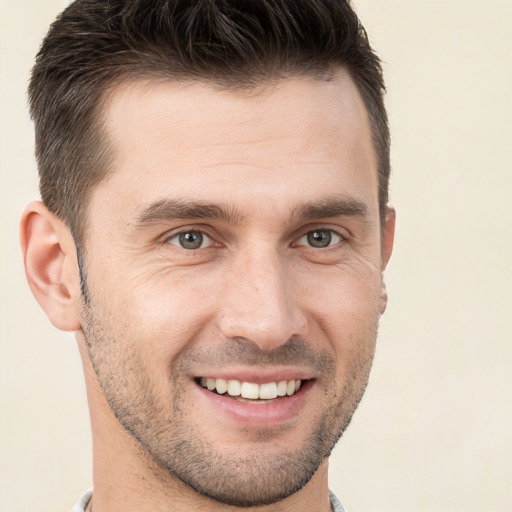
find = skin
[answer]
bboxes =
[21,68,395,512]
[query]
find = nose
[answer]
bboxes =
[218,248,308,351]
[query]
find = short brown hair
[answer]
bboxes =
[29,0,389,245]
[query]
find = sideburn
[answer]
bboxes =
[76,245,90,304]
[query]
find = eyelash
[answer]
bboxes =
[166,230,214,250]
[164,227,345,251]
[295,228,343,249]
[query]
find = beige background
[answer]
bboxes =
[1,1,511,511]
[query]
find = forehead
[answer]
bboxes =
[92,70,377,225]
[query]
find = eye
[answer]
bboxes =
[167,230,212,250]
[296,229,342,249]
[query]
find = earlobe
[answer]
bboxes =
[20,201,82,331]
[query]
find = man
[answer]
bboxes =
[20,0,395,510]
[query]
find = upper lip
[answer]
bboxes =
[192,366,314,384]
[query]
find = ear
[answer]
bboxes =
[379,206,396,314]
[20,201,82,331]
[381,206,396,271]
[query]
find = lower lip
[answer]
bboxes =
[194,380,314,426]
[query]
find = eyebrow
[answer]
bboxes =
[134,198,246,226]
[134,194,369,228]
[292,196,368,221]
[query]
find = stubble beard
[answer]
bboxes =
[80,293,378,507]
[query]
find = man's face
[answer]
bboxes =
[78,70,392,506]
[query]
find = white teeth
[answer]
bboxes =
[215,378,228,395]
[227,380,241,396]
[277,381,288,397]
[241,382,259,399]
[200,378,302,399]
[259,382,278,399]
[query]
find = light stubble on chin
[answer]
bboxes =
[80,286,378,507]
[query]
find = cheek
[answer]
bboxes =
[105,268,222,360]
[302,266,382,355]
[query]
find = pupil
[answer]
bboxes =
[180,231,203,249]
[307,230,331,248]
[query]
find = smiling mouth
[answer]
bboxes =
[197,377,304,402]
